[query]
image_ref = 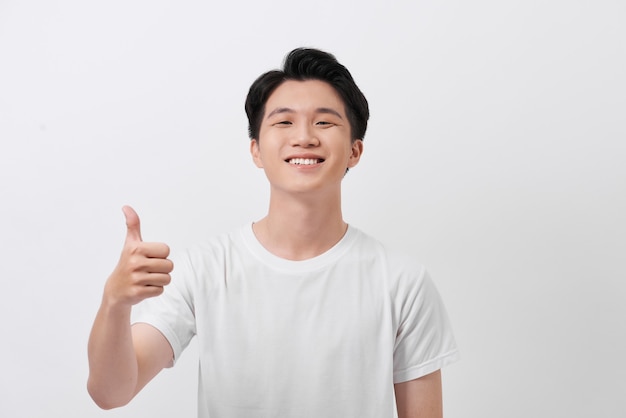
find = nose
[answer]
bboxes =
[290,124,319,147]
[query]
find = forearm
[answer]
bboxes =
[395,370,443,418]
[87,300,138,409]
[87,206,173,409]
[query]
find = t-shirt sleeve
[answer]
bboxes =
[392,264,459,383]
[131,250,197,366]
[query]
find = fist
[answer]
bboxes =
[104,206,174,306]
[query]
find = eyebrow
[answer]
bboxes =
[266,107,343,119]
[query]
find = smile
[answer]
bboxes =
[286,158,323,165]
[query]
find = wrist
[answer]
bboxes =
[99,293,133,318]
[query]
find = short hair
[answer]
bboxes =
[245,48,369,142]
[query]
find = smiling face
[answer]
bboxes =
[250,79,363,197]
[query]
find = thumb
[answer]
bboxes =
[122,205,143,243]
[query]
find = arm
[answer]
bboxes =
[87,206,174,409]
[394,370,443,418]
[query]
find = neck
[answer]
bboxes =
[253,190,347,261]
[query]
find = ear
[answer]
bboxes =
[347,139,363,169]
[250,139,263,168]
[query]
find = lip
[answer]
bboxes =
[284,154,326,167]
[284,153,325,162]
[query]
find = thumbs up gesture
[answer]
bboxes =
[103,206,174,307]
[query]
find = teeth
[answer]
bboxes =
[288,158,320,165]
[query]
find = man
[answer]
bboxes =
[88,48,458,417]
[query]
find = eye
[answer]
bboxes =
[316,121,334,126]
[274,121,292,126]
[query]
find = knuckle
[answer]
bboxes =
[163,274,172,285]
[126,258,140,271]
[125,242,142,255]
[128,271,143,284]
[128,286,143,301]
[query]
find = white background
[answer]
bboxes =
[1,1,624,417]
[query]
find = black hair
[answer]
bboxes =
[245,48,369,142]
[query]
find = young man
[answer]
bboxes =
[88,48,458,418]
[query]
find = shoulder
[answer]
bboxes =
[345,228,433,308]
[168,226,248,284]
[349,226,427,283]
[176,226,246,261]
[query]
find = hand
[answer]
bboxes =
[103,206,173,307]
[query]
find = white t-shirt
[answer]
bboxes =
[133,224,459,418]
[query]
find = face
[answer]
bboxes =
[250,79,363,196]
